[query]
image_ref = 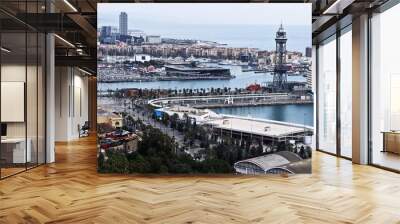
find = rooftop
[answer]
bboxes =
[205,117,308,138]
[234,151,310,174]
[241,153,292,169]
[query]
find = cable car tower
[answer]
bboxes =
[273,23,288,91]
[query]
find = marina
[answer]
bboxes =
[98,64,307,91]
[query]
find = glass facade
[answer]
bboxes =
[316,25,353,159]
[0,1,46,179]
[370,3,400,171]
[317,35,337,154]
[339,28,352,158]
[315,0,400,171]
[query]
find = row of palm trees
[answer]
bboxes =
[104,86,257,100]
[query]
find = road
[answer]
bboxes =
[104,97,202,157]
[130,105,186,147]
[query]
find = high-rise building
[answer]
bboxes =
[119,12,128,35]
[100,26,111,38]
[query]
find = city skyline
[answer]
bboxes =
[98,3,311,27]
[98,4,311,52]
[97,3,313,175]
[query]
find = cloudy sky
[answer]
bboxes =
[97,3,311,52]
[98,3,311,28]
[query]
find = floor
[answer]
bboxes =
[372,150,400,171]
[0,167,25,178]
[1,164,42,179]
[0,136,400,223]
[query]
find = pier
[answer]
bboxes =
[205,114,313,142]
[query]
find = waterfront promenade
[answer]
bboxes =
[148,93,313,144]
[148,93,313,109]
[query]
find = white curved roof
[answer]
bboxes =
[234,151,304,173]
[236,154,290,171]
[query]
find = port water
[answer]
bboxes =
[212,104,313,126]
[98,64,306,91]
[98,64,313,126]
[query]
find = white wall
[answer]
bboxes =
[72,73,89,138]
[1,64,26,138]
[55,66,69,141]
[54,67,89,141]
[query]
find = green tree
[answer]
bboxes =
[200,159,232,173]
[105,152,129,173]
[128,154,151,173]
[162,112,170,126]
[170,113,179,129]
[97,153,106,172]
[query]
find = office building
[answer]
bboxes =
[100,26,112,39]
[1,1,400,223]
[119,12,128,35]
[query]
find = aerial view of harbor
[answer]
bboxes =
[97,3,313,174]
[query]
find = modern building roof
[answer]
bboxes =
[205,117,308,138]
[278,159,311,174]
[244,153,292,169]
[234,151,310,174]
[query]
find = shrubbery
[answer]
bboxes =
[98,113,311,174]
[99,126,234,174]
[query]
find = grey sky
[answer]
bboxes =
[98,3,311,28]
